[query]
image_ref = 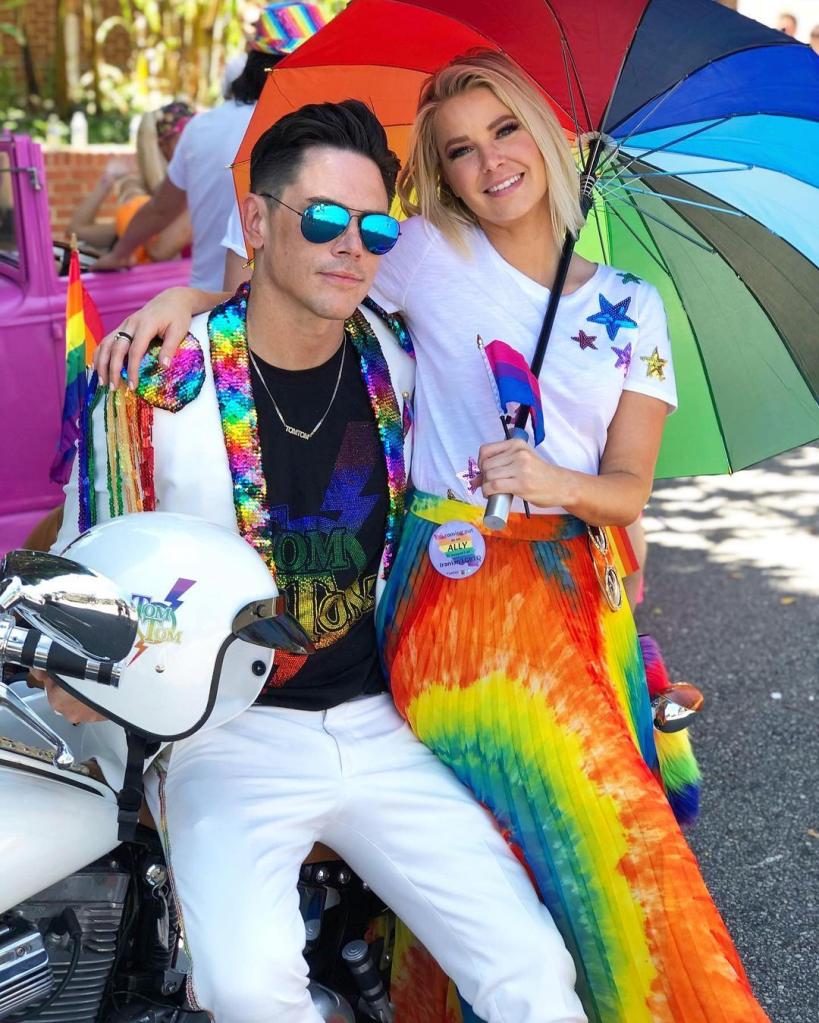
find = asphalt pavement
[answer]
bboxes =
[636,443,819,1023]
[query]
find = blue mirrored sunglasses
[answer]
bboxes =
[257,193,401,255]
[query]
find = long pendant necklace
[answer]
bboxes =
[247,335,347,441]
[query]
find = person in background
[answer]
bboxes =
[69,102,194,263]
[92,15,285,287]
[810,24,819,54]
[777,11,797,36]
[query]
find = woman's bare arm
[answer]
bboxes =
[478,391,669,527]
[145,210,193,263]
[94,286,228,387]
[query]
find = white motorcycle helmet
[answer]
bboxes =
[53,511,312,740]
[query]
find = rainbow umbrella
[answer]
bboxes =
[232,0,819,477]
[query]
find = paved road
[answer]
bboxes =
[637,444,819,1023]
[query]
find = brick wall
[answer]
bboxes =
[1,0,130,106]
[44,145,135,242]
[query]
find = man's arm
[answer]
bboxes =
[93,177,187,270]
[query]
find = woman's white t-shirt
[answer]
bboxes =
[222,212,677,514]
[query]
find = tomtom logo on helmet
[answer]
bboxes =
[128,578,196,664]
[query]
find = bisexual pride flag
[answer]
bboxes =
[49,248,103,485]
[480,338,545,446]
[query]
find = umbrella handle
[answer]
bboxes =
[483,427,529,531]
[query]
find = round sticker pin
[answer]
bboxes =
[428,520,486,580]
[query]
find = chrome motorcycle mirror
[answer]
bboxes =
[0,550,138,662]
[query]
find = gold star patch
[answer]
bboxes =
[640,346,668,381]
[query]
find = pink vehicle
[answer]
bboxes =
[0,133,191,552]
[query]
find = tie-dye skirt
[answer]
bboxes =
[376,492,768,1023]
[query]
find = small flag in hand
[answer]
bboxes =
[49,247,104,485]
[481,339,545,446]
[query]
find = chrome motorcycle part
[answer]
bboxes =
[0,620,123,690]
[0,918,52,1019]
[300,886,327,946]
[0,681,75,768]
[8,863,129,1023]
[342,940,394,1023]
[0,550,137,662]
[308,982,356,1023]
[143,864,168,890]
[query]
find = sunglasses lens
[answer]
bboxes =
[301,203,350,244]
[360,214,400,254]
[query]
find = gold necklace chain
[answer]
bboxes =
[248,335,347,441]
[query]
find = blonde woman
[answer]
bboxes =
[69,102,193,262]
[94,52,767,1023]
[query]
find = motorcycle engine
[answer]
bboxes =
[0,918,51,1018]
[0,857,129,1022]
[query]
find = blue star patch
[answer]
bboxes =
[587,293,638,341]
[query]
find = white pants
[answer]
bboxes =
[145,694,586,1023]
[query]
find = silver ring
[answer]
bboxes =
[114,330,134,345]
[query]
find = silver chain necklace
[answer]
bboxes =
[247,335,347,441]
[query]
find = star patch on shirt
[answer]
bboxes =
[456,456,482,494]
[611,342,633,373]
[587,294,638,341]
[640,346,668,381]
[571,329,598,350]
[616,272,642,285]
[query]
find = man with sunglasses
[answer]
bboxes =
[53,101,585,1023]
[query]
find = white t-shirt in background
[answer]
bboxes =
[223,212,677,514]
[169,99,255,290]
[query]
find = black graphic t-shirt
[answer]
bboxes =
[250,336,389,710]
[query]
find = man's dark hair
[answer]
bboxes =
[229,50,283,105]
[249,99,400,205]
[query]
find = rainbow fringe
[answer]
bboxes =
[640,633,702,826]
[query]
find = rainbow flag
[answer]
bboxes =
[49,248,103,485]
[482,339,545,445]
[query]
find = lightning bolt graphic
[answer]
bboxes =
[129,636,149,664]
[164,578,196,611]
[272,422,380,536]
[319,422,378,533]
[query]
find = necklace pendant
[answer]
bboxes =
[285,425,312,440]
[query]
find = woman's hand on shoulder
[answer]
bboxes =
[94,287,224,389]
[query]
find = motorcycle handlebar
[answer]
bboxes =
[0,619,122,687]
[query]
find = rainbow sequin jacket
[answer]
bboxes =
[56,287,415,606]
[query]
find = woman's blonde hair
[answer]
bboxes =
[136,111,165,194]
[397,50,584,246]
